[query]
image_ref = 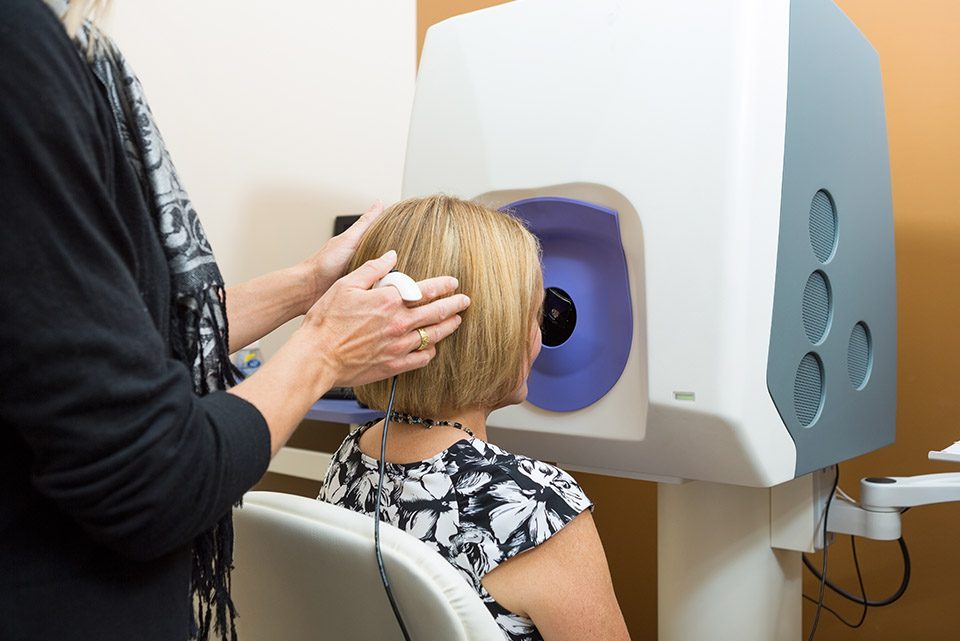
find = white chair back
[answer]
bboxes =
[232,491,505,641]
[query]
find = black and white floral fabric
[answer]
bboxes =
[318,425,593,641]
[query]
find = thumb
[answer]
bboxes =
[338,199,384,244]
[341,250,397,290]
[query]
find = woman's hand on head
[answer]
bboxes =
[297,200,386,313]
[303,249,471,387]
[228,246,468,456]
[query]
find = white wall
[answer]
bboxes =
[104,1,416,356]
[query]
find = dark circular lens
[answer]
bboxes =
[541,287,576,347]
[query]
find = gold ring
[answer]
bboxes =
[416,327,430,352]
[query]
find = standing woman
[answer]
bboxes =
[0,1,470,640]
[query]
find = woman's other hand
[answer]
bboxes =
[298,200,385,313]
[226,200,387,352]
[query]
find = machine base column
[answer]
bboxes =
[658,481,801,641]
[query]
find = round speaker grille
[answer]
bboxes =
[794,352,825,427]
[809,190,838,263]
[802,271,832,344]
[847,322,873,389]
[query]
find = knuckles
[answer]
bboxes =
[417,347,436,366]
[432,300,449,324]
[385,315,410,339]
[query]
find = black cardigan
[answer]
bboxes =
[0,1,271,639]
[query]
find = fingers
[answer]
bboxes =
[340,250,398,290]
[388,345,437,377]
[407,293,471,329]
[364,199,384,220]
[402,314,463,353]
[416,276,461,302]
[338,200,384,243]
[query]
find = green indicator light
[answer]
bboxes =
[674,391,696,402]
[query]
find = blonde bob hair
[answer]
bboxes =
[350,195,543,418]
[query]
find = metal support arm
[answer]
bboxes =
[826,494,902,540]
[860,473,960,511]
[825,472,960,541]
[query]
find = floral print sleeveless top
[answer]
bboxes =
[318,425,593,641]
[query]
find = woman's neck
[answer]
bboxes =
[392,406,491,441]
[360,406,493,464]
[442,407,490,441]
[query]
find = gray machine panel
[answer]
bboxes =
[768,0,897,476]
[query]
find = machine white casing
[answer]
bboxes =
[403,0,895,488]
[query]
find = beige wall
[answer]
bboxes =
[106,0,417,356]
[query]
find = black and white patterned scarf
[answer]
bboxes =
[80,27,235,396]
[49,4,243,639]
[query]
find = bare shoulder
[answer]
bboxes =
[482,511,631,641]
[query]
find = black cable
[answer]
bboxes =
[803,536,911,607]
[806,465,840,641]
[846,535,869,626]
[801,594,864,629]
[801,536,869,629]
[374,376,413,641]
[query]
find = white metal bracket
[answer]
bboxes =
[819,441,960,541]
[826,494,901,540]
[860,473,960,510]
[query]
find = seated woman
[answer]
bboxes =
[318,195,630,641]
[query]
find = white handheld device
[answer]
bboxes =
[376,271,423,302]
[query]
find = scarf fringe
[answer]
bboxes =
[174,285,242,641]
